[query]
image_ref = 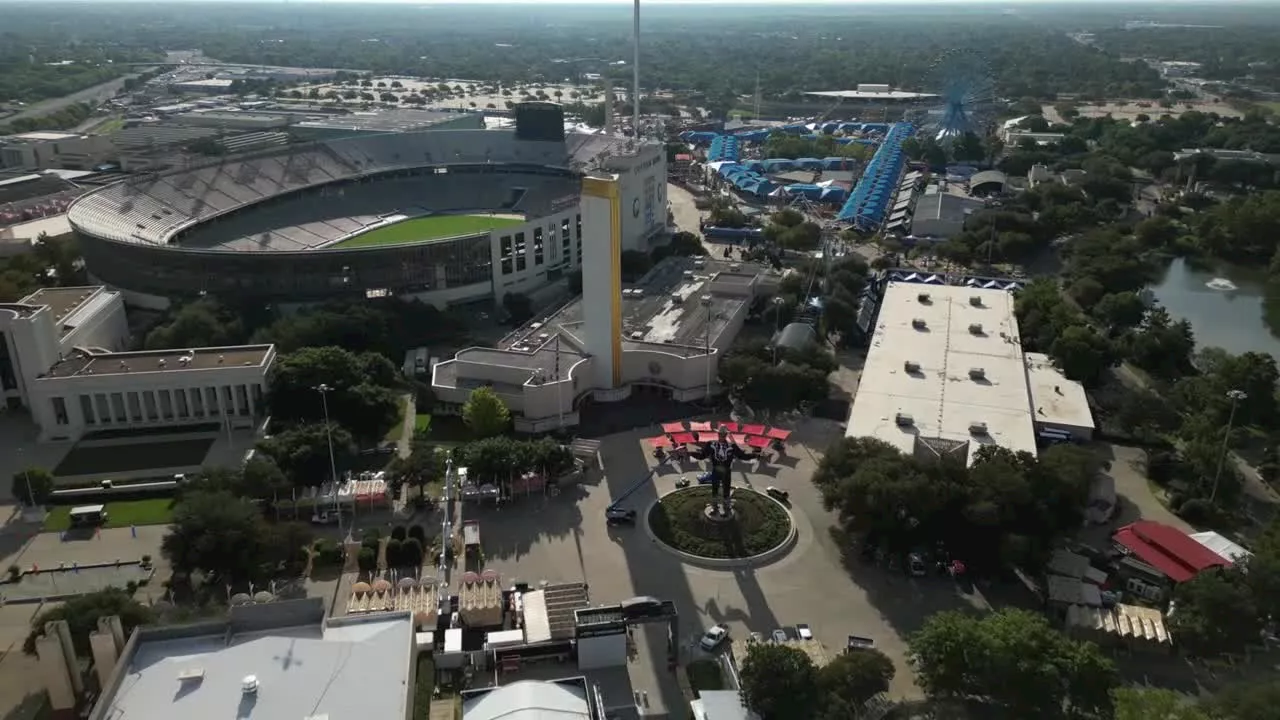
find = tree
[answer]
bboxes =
[25,588,153,656]
[463,386,510,438]
[1112,688,1209,720]
[818,648,895,708]
[1167,569,1263,656]
[255,422,356,487]
[145,298,245,350]
[266,346,400,443]
[1205,680,1280,720]
[11,467,54,507]
[162,491,270,583]
[502,292,533,323]
[1049,324,1115,385]
[738,642,820,720]
[909,609,1117,717]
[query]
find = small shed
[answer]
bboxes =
[459,577,504,628]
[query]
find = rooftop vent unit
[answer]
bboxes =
[671,293,684,304]
[969,421,989,436]
[917,292,931,304]
[903,360,921,374]
[700,294,713,304]
[911,318,927,330]
[969,367,986,381]
[176,668,205,682]
[241,675,259,695]
[693,260,706,269]
[968,323,984,335]
[729,263,741,271]
[969,295,984,307]
[683,270,695,278]
[894,413,914,427]
[629,331,645,340]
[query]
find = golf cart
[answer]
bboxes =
[765,486,789,502]
[606,507,637,525]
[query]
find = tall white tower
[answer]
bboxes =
[579,174,623,390]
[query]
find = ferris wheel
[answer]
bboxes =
[911,49,998,145]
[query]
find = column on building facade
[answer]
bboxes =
[245,384,256,417]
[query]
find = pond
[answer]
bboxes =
[1149,257,1280,360]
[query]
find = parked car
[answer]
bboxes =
[620,596,665,619]
[796,623,813,640]
[606,507,637,525]
[771,629,788,643]
[748,631,765,644]
[699,624,730,651]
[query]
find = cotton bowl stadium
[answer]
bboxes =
[66,103,668,309]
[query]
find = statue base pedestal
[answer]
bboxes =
[703,504,736,522]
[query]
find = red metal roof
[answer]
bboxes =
[1113,520,1227,583]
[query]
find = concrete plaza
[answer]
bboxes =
[464,420,994,710]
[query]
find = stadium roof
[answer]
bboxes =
[806,90,936,100]
[845,282,1037,464]
[92,601,414,720]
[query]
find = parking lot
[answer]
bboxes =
[466,421,994,706]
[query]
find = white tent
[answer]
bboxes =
[1189,531,1251,564]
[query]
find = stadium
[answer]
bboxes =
[66,104,668,309]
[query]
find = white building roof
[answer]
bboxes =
[1024,352,1094,431]
[1189,531,1252,563]
[103,612,414,720]
[462,681,590,720]
[847,282,1037,464]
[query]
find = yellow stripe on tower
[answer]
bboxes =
[581,175,624,387]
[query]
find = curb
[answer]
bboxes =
[643,487,799,569]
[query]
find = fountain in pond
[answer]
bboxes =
[1205,277,1239,291]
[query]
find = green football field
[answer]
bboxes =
[334,214,524,248]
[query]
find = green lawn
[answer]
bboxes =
[335,214,523,248]
[43,498,175,532]
[413,414,433,432]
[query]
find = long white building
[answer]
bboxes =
[846,279,1093,464]
[1,286,273,442]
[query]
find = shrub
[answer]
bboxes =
[1177,498,1216,526]
[140,554,152,565]
[7,564,20,581]
[362,528,381,543]
[408,524,427,545]
[391,525,407,542]
[402,538,424,568]
[316,542,344,567]
[356,547,377,573]
[385,538,403,567]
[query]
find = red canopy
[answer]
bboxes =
[660,421,687,434]
[1113,520,1227,583]
[697,431,720,442]
[746,436,771,449]
[731,434,749,446]
[742,424,767,436]
[719,421,740,433]
[670,432,697,445]
[689,421,713,432]
[646,436,673,448]
[766,428,792,441]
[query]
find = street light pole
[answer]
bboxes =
[1211,388,1247,503]
[315,383,345,539]
[701,297,713,402]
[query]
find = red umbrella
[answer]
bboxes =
[742,424,767,436]
[689,421,713,432]
[746,436,771,449]
[661,421,687,434]
[697,431,720,442]
[647,436,673,448]
[766,428,792,441]
[720,422,740,433]
[731,434,749,445]
[671,432,697,445]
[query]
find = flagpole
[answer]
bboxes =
[555,332,565,431]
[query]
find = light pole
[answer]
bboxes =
[771,296,786,364]
[315,383,344,539]
[1211,389,1247,502]
[701,296,713,402]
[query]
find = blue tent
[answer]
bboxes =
[794,157,823,170]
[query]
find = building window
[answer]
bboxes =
[175,389,189,419]
[159,390,174,420]
[205,387,219,415]
[52,396,68,425]
[499,235,513,276]
[144,391,159,421]
[95,394,111,424]
[127,392,142,421]
[110,393,126,422]
[222,386,235,415]
[237,385,250,416]
[78,395,95,425]
[191,388,205,417]
[0,332,15,391]
[533,227,544,266]
[575,214,582,241]
[515,231,527,272]
[561,218,571,257]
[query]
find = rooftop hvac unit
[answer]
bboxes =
[683,270,695,278]
[693,260,706,269]
[894,413,914,427]
[969,421,989,436]
[700,294,713,304]
[911,318,927,330]
[729,263,741,271]
[969,367,986,381]
[241,676,260,695]
[968,323,984,335]
[903,360,921,374]
[671,293,684,303]
[969,295,984,307]
[917,292,931,304]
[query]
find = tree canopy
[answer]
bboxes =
[24,588,153,656]
[162,490,312,584]
[909,609,1118,718]
[462,386,511,438]
[11,467,54,507]
[266,345,401,444]
[737,642,821,720]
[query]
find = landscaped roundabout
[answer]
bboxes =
[647,486,794,562]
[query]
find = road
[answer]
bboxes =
[3,71,149,126]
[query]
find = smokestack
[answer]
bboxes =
[604,78,614,136]
[632,0,641,139]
